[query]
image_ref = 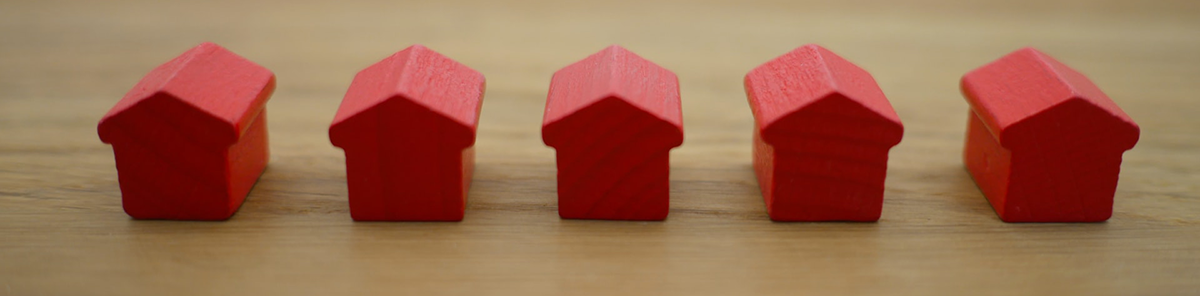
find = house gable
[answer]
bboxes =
[745,44,902,149]
[760,93,904,149]
[330,94,477,150]
[1002,97,1140,153]
[99,92,251,157]
[98,42,275,148]
[542,45,682,146]
[961,47,1139,151]
[542,96,684,152]
[329,45,485,149]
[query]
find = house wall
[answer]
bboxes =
[752,123,775,209]
[966,110,1127,222]
[341,99,469,221]
[1005,150,1123,222]
[549,103,679,220]
[105,97,246,220]
[225,109,270,213]
[556,150,671,220]
[964,111,1013,218]
[756,132,892,222]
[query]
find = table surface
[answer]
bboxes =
[3,0,1199,295]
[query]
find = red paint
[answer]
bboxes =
[542,45,683,220]
[98,42,275,220]
[330,45,485,221]
[961,47,1139,222]
[744,44,904,222]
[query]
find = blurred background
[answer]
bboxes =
[3,0,1197,169]
[2,0,1198,295]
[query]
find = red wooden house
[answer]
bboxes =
[542,45,684,220]
[961,47,1140,222]
[329,45,485,221]
[744,44,904,222]
[98,42,275,220]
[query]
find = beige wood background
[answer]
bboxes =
[2,0,1198,295]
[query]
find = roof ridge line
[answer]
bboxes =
[814,46,841,95]
[392,45,424,100]
[157,44,214,107]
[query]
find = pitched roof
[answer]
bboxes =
[744,44,902,145]
[542,45,683,142]
[961,47,1138,148]
[329,45,485,143]
[98,42,275,146]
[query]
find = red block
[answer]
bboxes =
[98,42,275,220]
[329,45,485,221]
[961,48,1139,222]
[744,44,904,222]
[542,45,684,220]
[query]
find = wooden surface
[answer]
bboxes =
[2,0,1198,295]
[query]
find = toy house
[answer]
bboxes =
[542,45,684,220]
[98,42,275,220]
[961,47,1140,222]
[744,44,904,222]
[329,45,485,221]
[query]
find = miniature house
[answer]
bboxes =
[961,47,1140,222]
[329,45,485,221]
[542,45,684,221]
[98,42,276,220]
[744,44,904,222]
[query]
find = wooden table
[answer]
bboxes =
[3,0,1198,295]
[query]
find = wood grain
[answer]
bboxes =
[2,0,1198,295]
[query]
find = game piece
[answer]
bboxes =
[329,45,485,221]
[98,42,275,220]
[542,45,684,220]
[744,44,904,222]
[961,47,1140,222]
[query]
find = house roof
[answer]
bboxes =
[98,42,275,146]
[542,45,683,145]
[744,44,902,146]
[961,47,1139,149]
[329,45,485,147]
